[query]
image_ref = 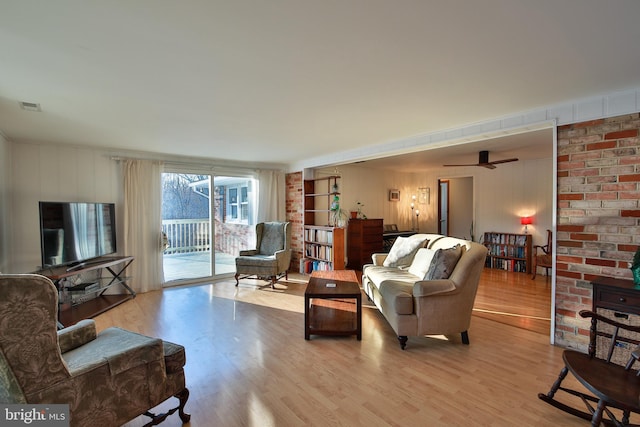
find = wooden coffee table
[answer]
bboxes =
[304,270,362,340]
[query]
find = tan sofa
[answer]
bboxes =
[362,234,487,349]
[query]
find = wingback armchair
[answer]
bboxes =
[0,274,190,427]
[235,221,292,288]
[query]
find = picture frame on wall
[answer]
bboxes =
[418,187,430,204]
[389,189,400,202]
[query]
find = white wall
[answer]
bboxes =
[316,156,553,249]
[0,133,9,272]
[315,165,427,230]
[8,141,122,273]
[471,157,553,247]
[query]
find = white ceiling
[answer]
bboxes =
[1,1,639,170]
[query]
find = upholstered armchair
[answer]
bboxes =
[235,221,292,288]
[0,274,190,427]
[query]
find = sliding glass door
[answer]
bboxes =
[212,176,257,276]
[161,171,257,284]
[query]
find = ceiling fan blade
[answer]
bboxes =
[480,163,497,169]
[488,157,519,165]
[443,152,519,169]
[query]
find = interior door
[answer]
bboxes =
[438,179,449,235]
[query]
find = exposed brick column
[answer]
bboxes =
[285,171,303,272]
[556,113,640,349]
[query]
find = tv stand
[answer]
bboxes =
[36,256,135,327]
[66,261,87,272]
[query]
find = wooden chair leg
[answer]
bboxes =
[591,400,605,427]
[234,273,239,286]
[142,387,190,426]
[177,388,191,423]
[543,366,568,400]
[461,331,469,345]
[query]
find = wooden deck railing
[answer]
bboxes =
[162,219,210,254]
[162,219,254,255]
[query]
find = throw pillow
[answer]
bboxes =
[383,235,429,268]
[408,248,436,279]
[425,244,465,280]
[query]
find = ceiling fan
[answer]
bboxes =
[443,150,518,169]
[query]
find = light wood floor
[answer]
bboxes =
[474,268,552,336]
[93,269,629,426]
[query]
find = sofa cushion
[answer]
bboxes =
[408,248,436,280]
[378,280,414,315]
[365,266,420,288]
[425,244,464,280]
[259,222,285,255]
[383,235,429,268]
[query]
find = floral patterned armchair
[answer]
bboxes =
[235,221,292,288]
[0,274,190,427]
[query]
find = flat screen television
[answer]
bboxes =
[39,201,117,269]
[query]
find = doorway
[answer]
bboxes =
[438,179,449,235]
[438,177,474,240]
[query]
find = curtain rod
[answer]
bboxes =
[109,155,278,174]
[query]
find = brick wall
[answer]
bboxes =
[286,171,304,271]
[556,112,640,350]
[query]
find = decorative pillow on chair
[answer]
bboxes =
[383,235,429,268]
[425,244,465,280]
[408,248,436,279]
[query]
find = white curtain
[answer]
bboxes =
[122,159,164,293]
[257,170,285,222]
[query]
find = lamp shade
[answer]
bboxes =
[520,216,532,225]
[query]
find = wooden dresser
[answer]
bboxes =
[346,218,383,271]
[590,276,640,364]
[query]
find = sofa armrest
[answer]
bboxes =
[371,253,388,266]
[58,319,97,353]
[413,279,457,297]
[238,249,258,256]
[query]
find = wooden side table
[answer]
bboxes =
[591,276,640,364]
[304,270,362,340]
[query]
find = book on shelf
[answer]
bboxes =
[304,228,334,244]
[299,258,332,274]
[304,243,333,261]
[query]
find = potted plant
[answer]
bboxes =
[631,247,640,285]
[355,201,367,219]
[329,194,347,227]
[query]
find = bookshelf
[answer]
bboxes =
[301,175,345,273]
[301,225,345,273]
[483,232,532,274]
[303,175,340,226]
